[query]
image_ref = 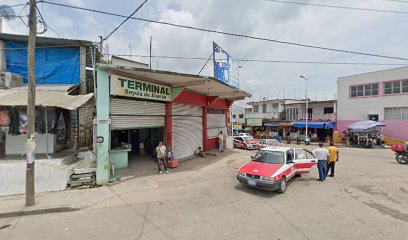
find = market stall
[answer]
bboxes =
[347,120,386,148]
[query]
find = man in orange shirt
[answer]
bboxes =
[327,141,339,177]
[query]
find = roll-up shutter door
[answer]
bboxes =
[207,113,226,138]
[172,104,203,159]
[110,98,165,130]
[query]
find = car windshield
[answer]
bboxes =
[242,137,253,142]
[266,139,280,145]
[252,150,285,164]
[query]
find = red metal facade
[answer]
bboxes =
[169,90,232,151]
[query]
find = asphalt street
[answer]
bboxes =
[1,146,408,240]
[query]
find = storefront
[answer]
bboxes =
[294,121,336,142]
[0,88,93,156]
[95,65,250,184]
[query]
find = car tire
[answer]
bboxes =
[277,177,287,194]
[244,145,248,150]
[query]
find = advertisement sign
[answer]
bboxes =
[110,75,171,101]
[212,42,240,88]
[246,119,263,127]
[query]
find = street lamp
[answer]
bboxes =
[300,76,309,144]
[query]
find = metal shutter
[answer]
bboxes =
[172,104,203,159]
[110,98,165,130]
[207,113,226,128]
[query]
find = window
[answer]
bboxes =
[262,104,267,113]
[324,107,334,114]
[306,151,315,159]
[252,150,285,165]
[384,107,408,120]
[232,114,236,118]
[295,149,307,160]
[239,114,244,119]
[272,103,279,110]
[350,83,379,98]
[253,105,259,113]
[286,150,294,162]
[384,80,408,95]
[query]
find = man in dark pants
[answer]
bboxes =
[313,142,330,181]
[327,141,339,177]
[156,141,169,175]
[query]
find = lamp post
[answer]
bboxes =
[300,76,309,143]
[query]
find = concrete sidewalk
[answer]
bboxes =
[0,151,233,217]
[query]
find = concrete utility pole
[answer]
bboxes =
[26,0,37,207]
[300,76,309,143]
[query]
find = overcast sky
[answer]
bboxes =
[3,0,408,105]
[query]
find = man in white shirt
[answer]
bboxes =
[156,141,169,175]
[312,142,330,181]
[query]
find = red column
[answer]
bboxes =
[165,102,173,148]
[225,108,229,134]
[203,106,208,151]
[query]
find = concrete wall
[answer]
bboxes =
[0,159,71,196]
[337,67,408,141]
[6,133,64,155]
[338,67,408,121]
[111,56,149,69]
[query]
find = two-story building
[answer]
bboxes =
[245,98,336,141]
[337,66,408,144]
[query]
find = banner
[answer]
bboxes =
[110,75,172,101]
[212,42,240,88]
[247,119,263,127]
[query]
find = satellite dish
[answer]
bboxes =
[0,5,16,20]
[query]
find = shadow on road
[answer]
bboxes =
[233,178,296,198]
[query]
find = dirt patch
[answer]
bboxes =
[363,202,408,223]
[352,185,401,204]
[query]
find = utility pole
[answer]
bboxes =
[300,76,309,144]
[26,0,37,207]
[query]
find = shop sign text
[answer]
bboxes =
[110,75,171,101]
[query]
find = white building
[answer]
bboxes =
[337,66,408,142]
[230,105,246,125]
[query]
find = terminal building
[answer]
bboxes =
[95,64,250,184]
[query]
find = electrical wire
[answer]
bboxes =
[106,53,408,66]
[262,0,408,15]
[38,0,408,61]
[102,0,150,41]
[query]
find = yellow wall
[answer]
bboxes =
[384,136,406,145]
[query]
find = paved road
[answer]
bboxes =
[1,146,408,240]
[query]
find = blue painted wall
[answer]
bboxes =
[5,41,80,84]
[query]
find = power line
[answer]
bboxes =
[262,0,408,15]
[102,0,150,41]
[107,53,408,66]
[39,0,408,61]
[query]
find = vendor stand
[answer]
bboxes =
[347,121,386,148]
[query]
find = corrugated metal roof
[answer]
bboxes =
[12,84,76,92]
[0,89,93,110]
[0,33,94,47]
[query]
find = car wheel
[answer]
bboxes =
[277,177,287,194]
[244,145,248,150]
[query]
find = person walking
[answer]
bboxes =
[327,141,339,177]
[218,131,225,153]
[313,142,330,181]
[156,141,169,175]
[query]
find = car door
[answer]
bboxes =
[233,137,240,148]
[293,148,317,173]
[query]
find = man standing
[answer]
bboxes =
[156,141,169,175]
[218,131,224,153]
[312,142,330,181]
[327,141,339,177]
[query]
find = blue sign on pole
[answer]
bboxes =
[212,42,239,88]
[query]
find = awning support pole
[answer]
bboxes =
[45,108,49,159]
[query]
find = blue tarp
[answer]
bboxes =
[5,41,80,84]
[264,122,279,127]
[294,122,336,129]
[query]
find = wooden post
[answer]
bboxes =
[26,0,37,207]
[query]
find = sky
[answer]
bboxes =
[2,0,408,105]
